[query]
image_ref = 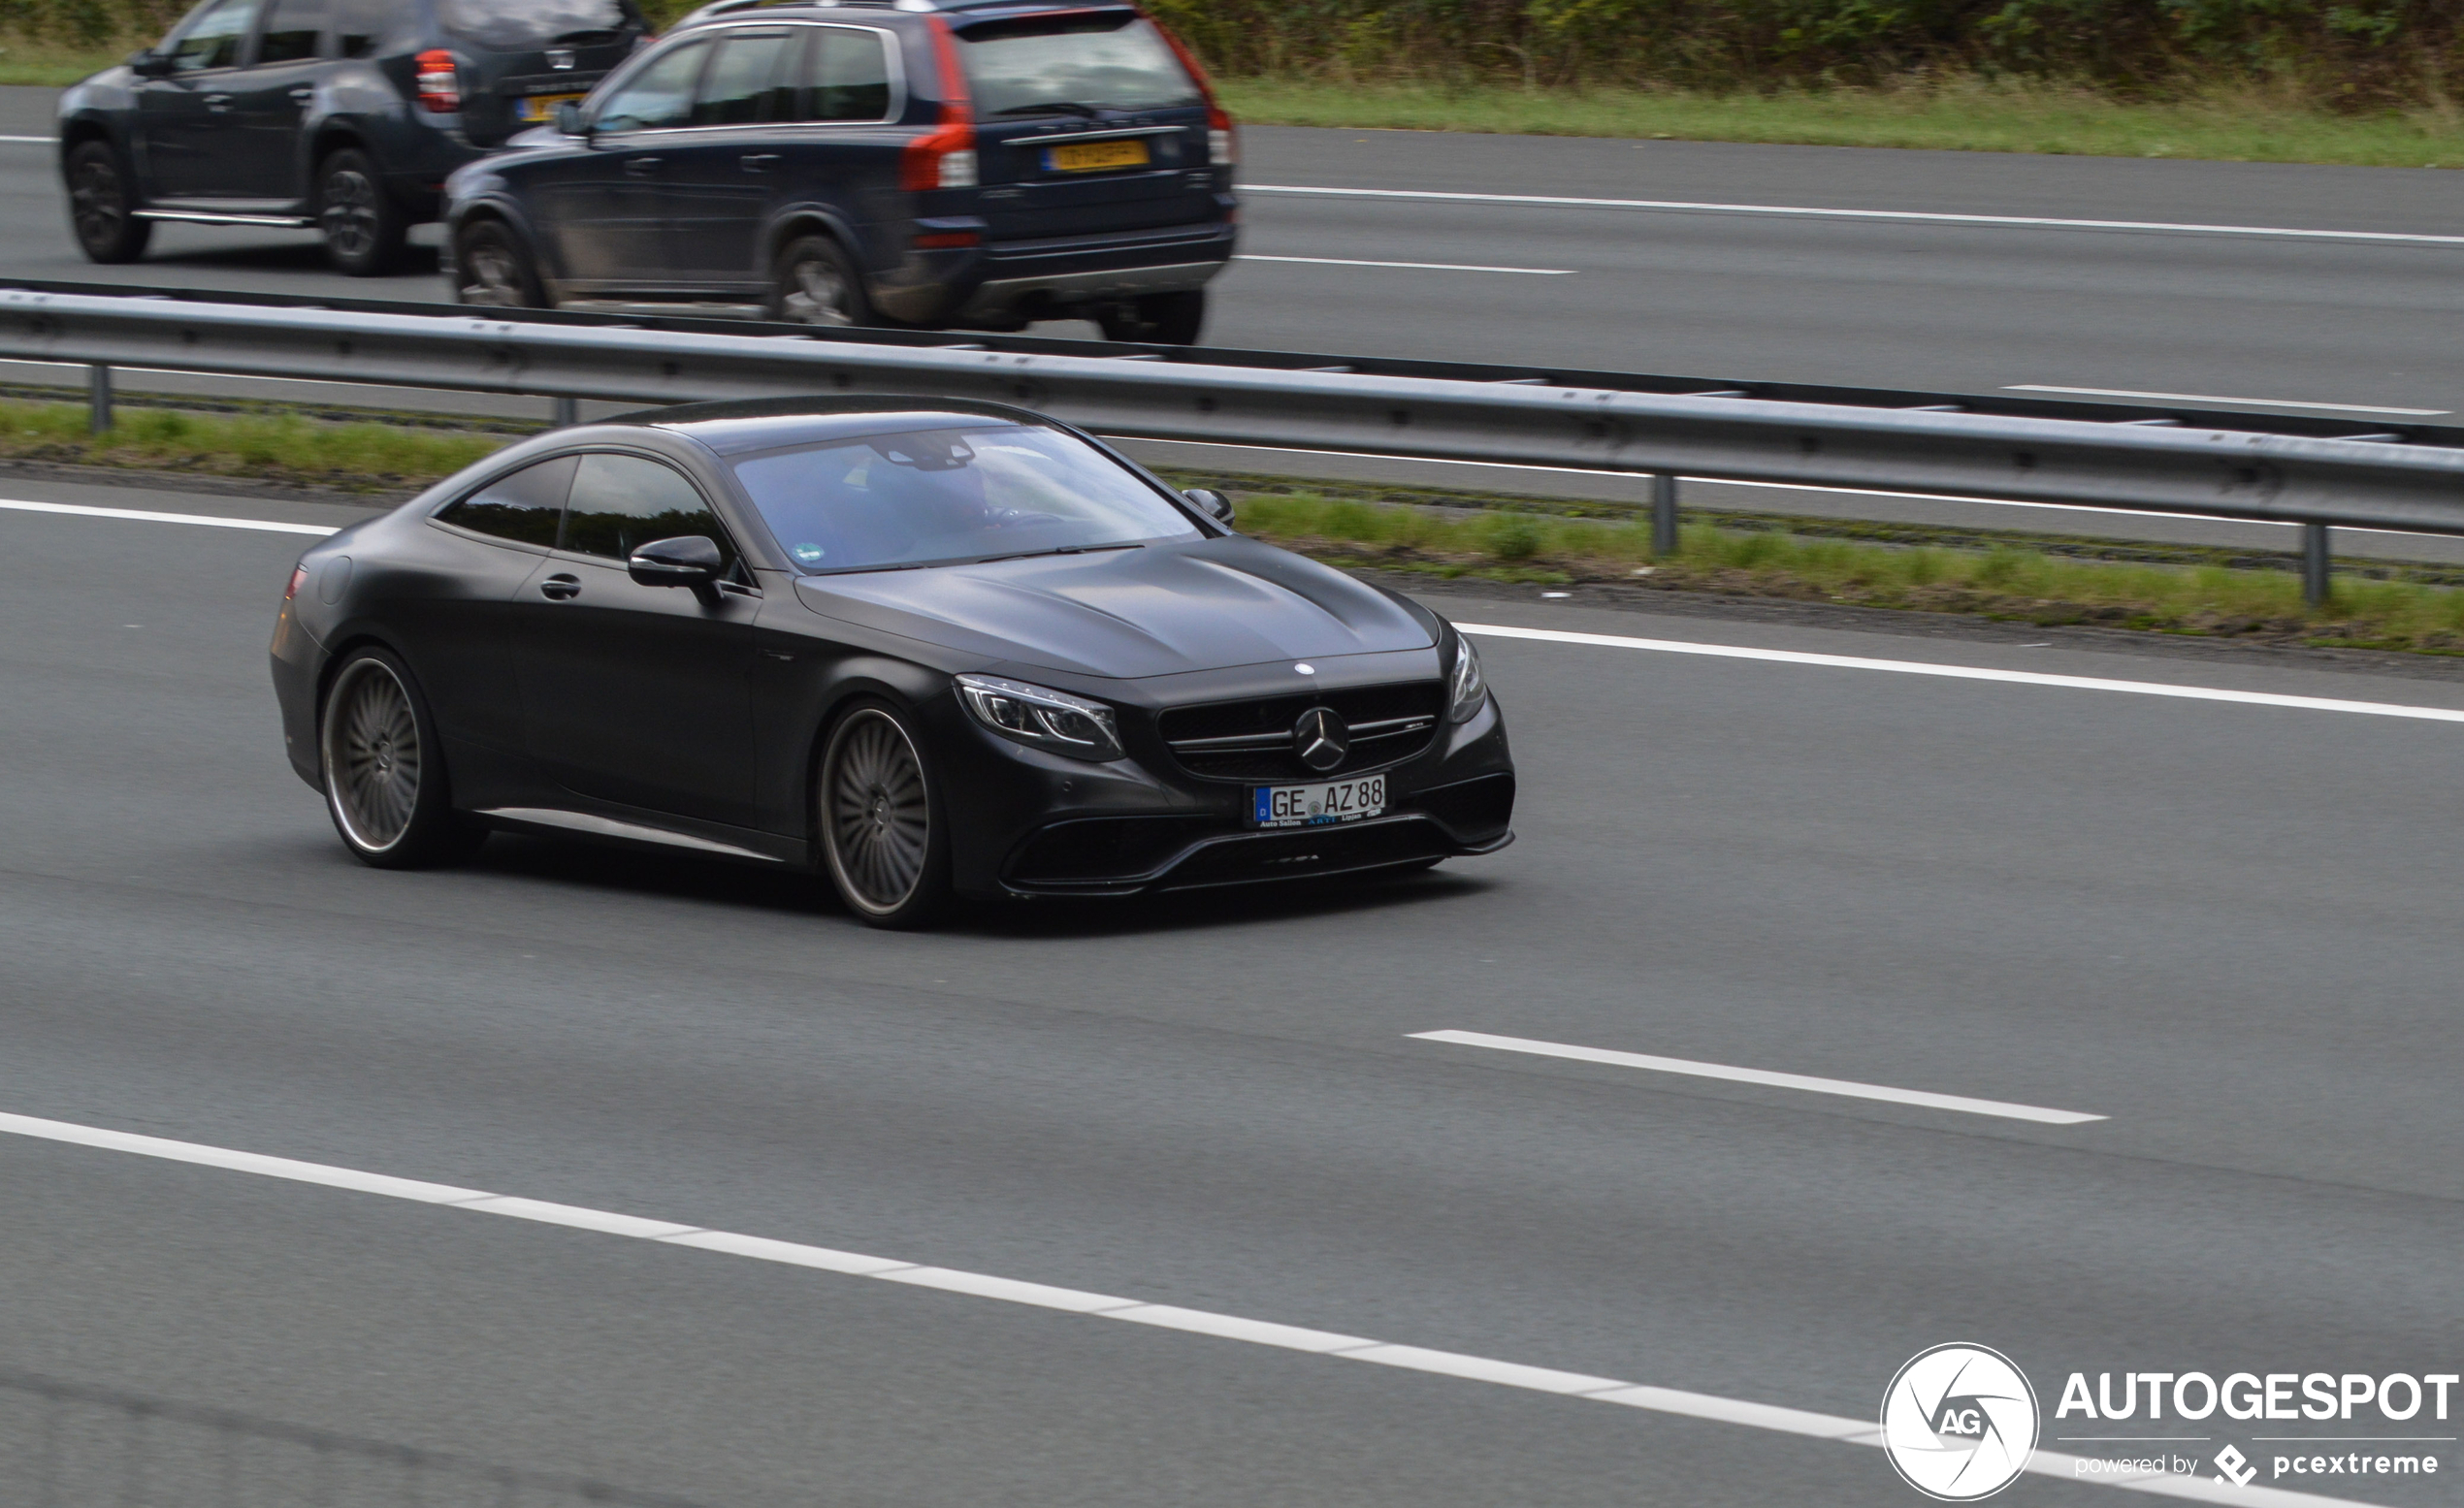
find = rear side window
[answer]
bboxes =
[562,454,734,565]
[256,0,324,62]
[437,455,574,547]
[795,26,891,123]
[595,38,708,133]
[692,29,794,127]
[437,0,632,50]
[331,0,387,56]
[956,15,1200,117]
[165,0,259,72]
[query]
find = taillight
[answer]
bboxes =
[414,48,461,112]
[903,19,976,192]
[1150,16,1234,165]
[285,563,309,600]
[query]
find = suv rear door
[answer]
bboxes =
[223,0,326,200]
[660,24,801,288]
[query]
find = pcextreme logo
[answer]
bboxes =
[1881,1344,2042,1500]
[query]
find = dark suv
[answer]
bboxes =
[56,0,653,274]
[440,0,1237,343]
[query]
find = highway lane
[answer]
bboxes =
[5,84,2461,413]
[3,486,2460,1505]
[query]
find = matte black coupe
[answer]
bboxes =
[270,398,1514,925]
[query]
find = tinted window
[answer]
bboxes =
[255,0,323,63]
[166,0,260,72]
[692,29,792,127]
[794,26,890,122]
[437,456,574,547]
[595,39,708,133]
[730,423,1200,574]
[957,16,1199,116]
[563,454,733,564]
[437,0,630,49]
[332,0,386,57]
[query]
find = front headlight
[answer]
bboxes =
[1447,633,1487,722]
[956,674,1124,761]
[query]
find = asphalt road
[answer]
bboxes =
[3,478,2459,1506]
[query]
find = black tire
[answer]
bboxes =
[816,700,951,928]
[1096,289,1206,345]
[765,234,875,327]
[318,648,487,869]
[65,140,150,264]
[452,219,549,307]
[315,147,409,276]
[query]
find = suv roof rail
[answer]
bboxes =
[688,0,921,18]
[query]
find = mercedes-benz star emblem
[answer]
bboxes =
[1292,707,1349,773]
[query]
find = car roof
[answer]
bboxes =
[603,395,1065,457]
[671,0,1130,28]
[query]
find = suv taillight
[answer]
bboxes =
[1151,16,1234,165]
[903,19,977,191]
[414,48,461,112]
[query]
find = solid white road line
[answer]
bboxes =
[0,135,52,144]
[1246,182,2464,247]
[1410,1030,2105,1125]
[2004,385,2448,416]
[0,497,339,535]
[1457,623,2464,724]
[1237,253,1576,274]
[0,1108,2374,1508]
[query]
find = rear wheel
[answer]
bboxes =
[319,648,486,868]
[316,147,409,276]
[453,219,548,307]
[817,702,950,928]
[1096,289,1206,345]
[766,235,875,327]
[65,141,149,264]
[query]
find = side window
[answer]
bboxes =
[255,0,326,63]
[563,454,734,565]
[797,26,890,123]
[692,30,792,127]
[167,0,261,72]
[332,0,387,57]
[435,455,574,547]
[594,39,710,134]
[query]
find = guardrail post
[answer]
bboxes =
[1650,472,1679,558]
[551,396,578,429]
[2301,522,2332,608]
[86,364,112,434]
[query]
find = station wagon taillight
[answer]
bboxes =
[1150,16,1235,164]
[414,48,462,112]
[904,20,978,191]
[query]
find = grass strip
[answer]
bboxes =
[0,395,508,492]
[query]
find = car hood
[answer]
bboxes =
[792,535,1436,680]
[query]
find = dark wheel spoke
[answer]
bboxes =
[322,659,421,851]
[820,709,933,915]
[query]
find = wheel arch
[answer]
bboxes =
[797,663,950,843]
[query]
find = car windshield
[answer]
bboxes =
[731,423,1203,574]
[438,0,632,49]
[956,16,1202,116]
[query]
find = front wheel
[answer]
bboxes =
[1095,289,1205,345]
[315,148,408,276]
[319,648,485,869]
[65,141,150,264]
[817,701,950,928]
[453,219,548,307]
[765,235,875,327]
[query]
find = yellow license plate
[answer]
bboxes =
[1044,139,1150,173]
[521,92,586,121]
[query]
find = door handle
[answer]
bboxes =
[204,93,234,111]
[624,155,664,176]
[740,152,780,173]
[539,573,581,600]
[288,84,312,103]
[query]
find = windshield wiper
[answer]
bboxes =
[972,542,1145,565]
[991,102,1106,118]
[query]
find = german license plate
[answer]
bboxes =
[521,92,586,122]
[1253,774,1386,828]
[1045,139,1150,173]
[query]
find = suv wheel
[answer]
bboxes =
[766,235,873,327]
[65,141,150,264]
[1096,290,1206,346]
[316,147,408,276]
[453,220,548,307]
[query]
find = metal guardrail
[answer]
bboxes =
[0,1365,720,1508]
[6,282,2461,603]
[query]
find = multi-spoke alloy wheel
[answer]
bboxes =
[819,705,947,926]
[65,142,149,263]
[317,649,481,869]
[454,222,545,307]
[767,236,871,327]
[315,149,407,275]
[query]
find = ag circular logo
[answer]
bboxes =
[1880,1343,2039,1500]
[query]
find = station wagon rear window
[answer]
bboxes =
[438,0,632,49]
[956,15,1201,117]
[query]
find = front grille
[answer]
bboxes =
[1156,682,1444,783]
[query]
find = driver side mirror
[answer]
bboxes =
[129,49,175,77]
[628,534,723,589]
[1183,488,1234,526]
[555,99,588,136]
